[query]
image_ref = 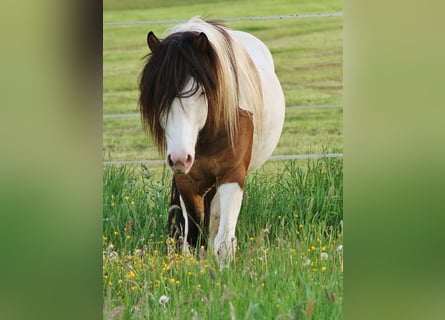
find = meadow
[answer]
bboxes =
[103,0,343,318]
[103,158,343,320]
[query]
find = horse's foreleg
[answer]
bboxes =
[213,182,244,269]
[208,192,220,252]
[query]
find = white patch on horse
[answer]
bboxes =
[179,195,189,253]
[208,191,221,252]
[165,80,208,174]
[231,30,285,172]
[212,183,243,269]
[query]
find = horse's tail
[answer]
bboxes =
[167,178,184,247]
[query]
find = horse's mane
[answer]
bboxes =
[139,17,263,152]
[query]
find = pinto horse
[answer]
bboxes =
[139,18,285,268]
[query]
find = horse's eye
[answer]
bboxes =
[200,91,205,97]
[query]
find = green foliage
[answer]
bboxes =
[103,158,343,319]
[241,157,343,241]
[103,165,172,250]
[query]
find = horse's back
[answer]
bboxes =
[230,31,275,74]
[229,30,285,173]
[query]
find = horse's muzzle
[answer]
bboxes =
[167,153,194,174]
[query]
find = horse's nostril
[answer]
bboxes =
[186,154,193,164]
[167,154,174,168]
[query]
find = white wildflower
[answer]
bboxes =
[158,295,169,305]
[320,252,328,260]
[109,251,118,261]
[336,245,343,253]
[302,258,311,266]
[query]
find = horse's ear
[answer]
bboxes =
[196,32,209,53]
[147,31,161,53]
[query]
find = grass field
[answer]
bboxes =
[103,0,343,319]
[103,158,343,319]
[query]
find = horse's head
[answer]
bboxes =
[139,30,221,174]
[162,78,208,174]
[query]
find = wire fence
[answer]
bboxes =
[103,153,343,166]
[103,12,343,26]
[103,104,343,119]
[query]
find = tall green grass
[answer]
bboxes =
[103,158,343,319]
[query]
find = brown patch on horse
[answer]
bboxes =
[168,109,254,247]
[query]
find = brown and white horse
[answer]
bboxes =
[139,17,285,268]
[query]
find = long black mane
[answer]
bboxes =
[139,31,220,153]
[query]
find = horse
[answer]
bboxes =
[139,17,285,268]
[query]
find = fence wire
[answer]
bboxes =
[104,12,343,26]
[103,153,343,166]
[103,105,343,119]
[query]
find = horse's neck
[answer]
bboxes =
[197,108,253,152]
